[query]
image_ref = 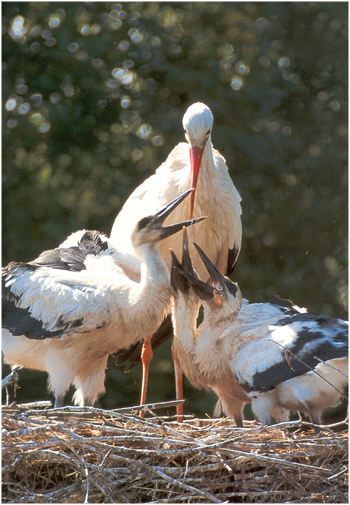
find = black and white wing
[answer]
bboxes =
[267,295,307,316]
[2,231,124,340]
[234,312,348,394]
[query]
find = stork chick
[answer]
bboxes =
[175,240,348,425]
[170,229,250,427]
[2,190,205,408]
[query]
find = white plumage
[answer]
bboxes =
[111,102,242,415]
[170,232,348,425]
[111,102,242,282]
[2,191,203,407]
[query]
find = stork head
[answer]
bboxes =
[132,189,206,248]
[192,242,242,312]
[182,103,214,218]
[173,239,242,314]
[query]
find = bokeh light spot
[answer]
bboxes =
[278,56,290,70]
[5,98,17,111]
[68,43,79,52]
[18,103,31,115]
[230,76,243,91]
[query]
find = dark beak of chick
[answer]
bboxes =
[193,242,238,297]
[151,189,206,240]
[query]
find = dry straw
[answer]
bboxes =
[2,401,348,503]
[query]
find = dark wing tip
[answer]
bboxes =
[226,245,240,277]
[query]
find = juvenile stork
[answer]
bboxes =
[2,190,204,408]
[171,235,348,425]
[170,230,250,426]
[111,102,242,414]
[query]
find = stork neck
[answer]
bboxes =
[192,140,216,206]
[138,243,169,289]
[201,294,242,331]
[171,293,199,349]
[200,139,215,177]
[171,292,205,388]
[119,242,172,342]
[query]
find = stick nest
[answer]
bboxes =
[2,401,348,503]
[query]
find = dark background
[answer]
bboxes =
[2,2,348,421]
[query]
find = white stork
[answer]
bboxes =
[111,102,242,417]
[170,230,249,426]
[2,190,204,408]
[171,234,348,425]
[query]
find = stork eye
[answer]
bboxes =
[137,217,152,231]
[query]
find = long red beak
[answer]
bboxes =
[189,145,204,219]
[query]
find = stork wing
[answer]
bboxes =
[268,295,307,315]
[2,261,124,339]
[2,231,125,340]
[233,313,348,393]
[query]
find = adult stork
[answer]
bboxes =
[172,238,348,425]
[111,102,242,416]
[2,190,204,407]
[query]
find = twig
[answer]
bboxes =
[2,400,53,413]
[2,406,347,503]
[221,447,333,474]
[146,466,223,503]
[327,467,348,480]
[9,484,81,503]
[313,356,349,378]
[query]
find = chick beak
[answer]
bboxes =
[173,261,215,300]
[151,189,207,241]
[193,242,226,291]
[170,250,186,293]
[153,188,193,224]
[181,227,195,275]
[158,216,206,241]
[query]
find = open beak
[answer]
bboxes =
[170,250,186,292]
[153,188,193,223]
[189,146,204,219]
[153,189,207,240]
[170,228,196,293]
[193,242,226,291]
[173,258,215,300]
[181,227,195,275]
[170,229,214,300]
[193,242,239,298]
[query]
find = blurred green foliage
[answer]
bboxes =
[2,2,348,419]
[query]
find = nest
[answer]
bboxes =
[2,400,348,503]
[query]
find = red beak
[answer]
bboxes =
[189,145,204,219]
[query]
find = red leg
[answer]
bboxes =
[140,335,153,418]
[172,344,183,422]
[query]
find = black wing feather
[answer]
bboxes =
[238,315,348,393]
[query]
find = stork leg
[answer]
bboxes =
[172,344,184,422]
[54,395,65,408]
[140,335,153,418]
